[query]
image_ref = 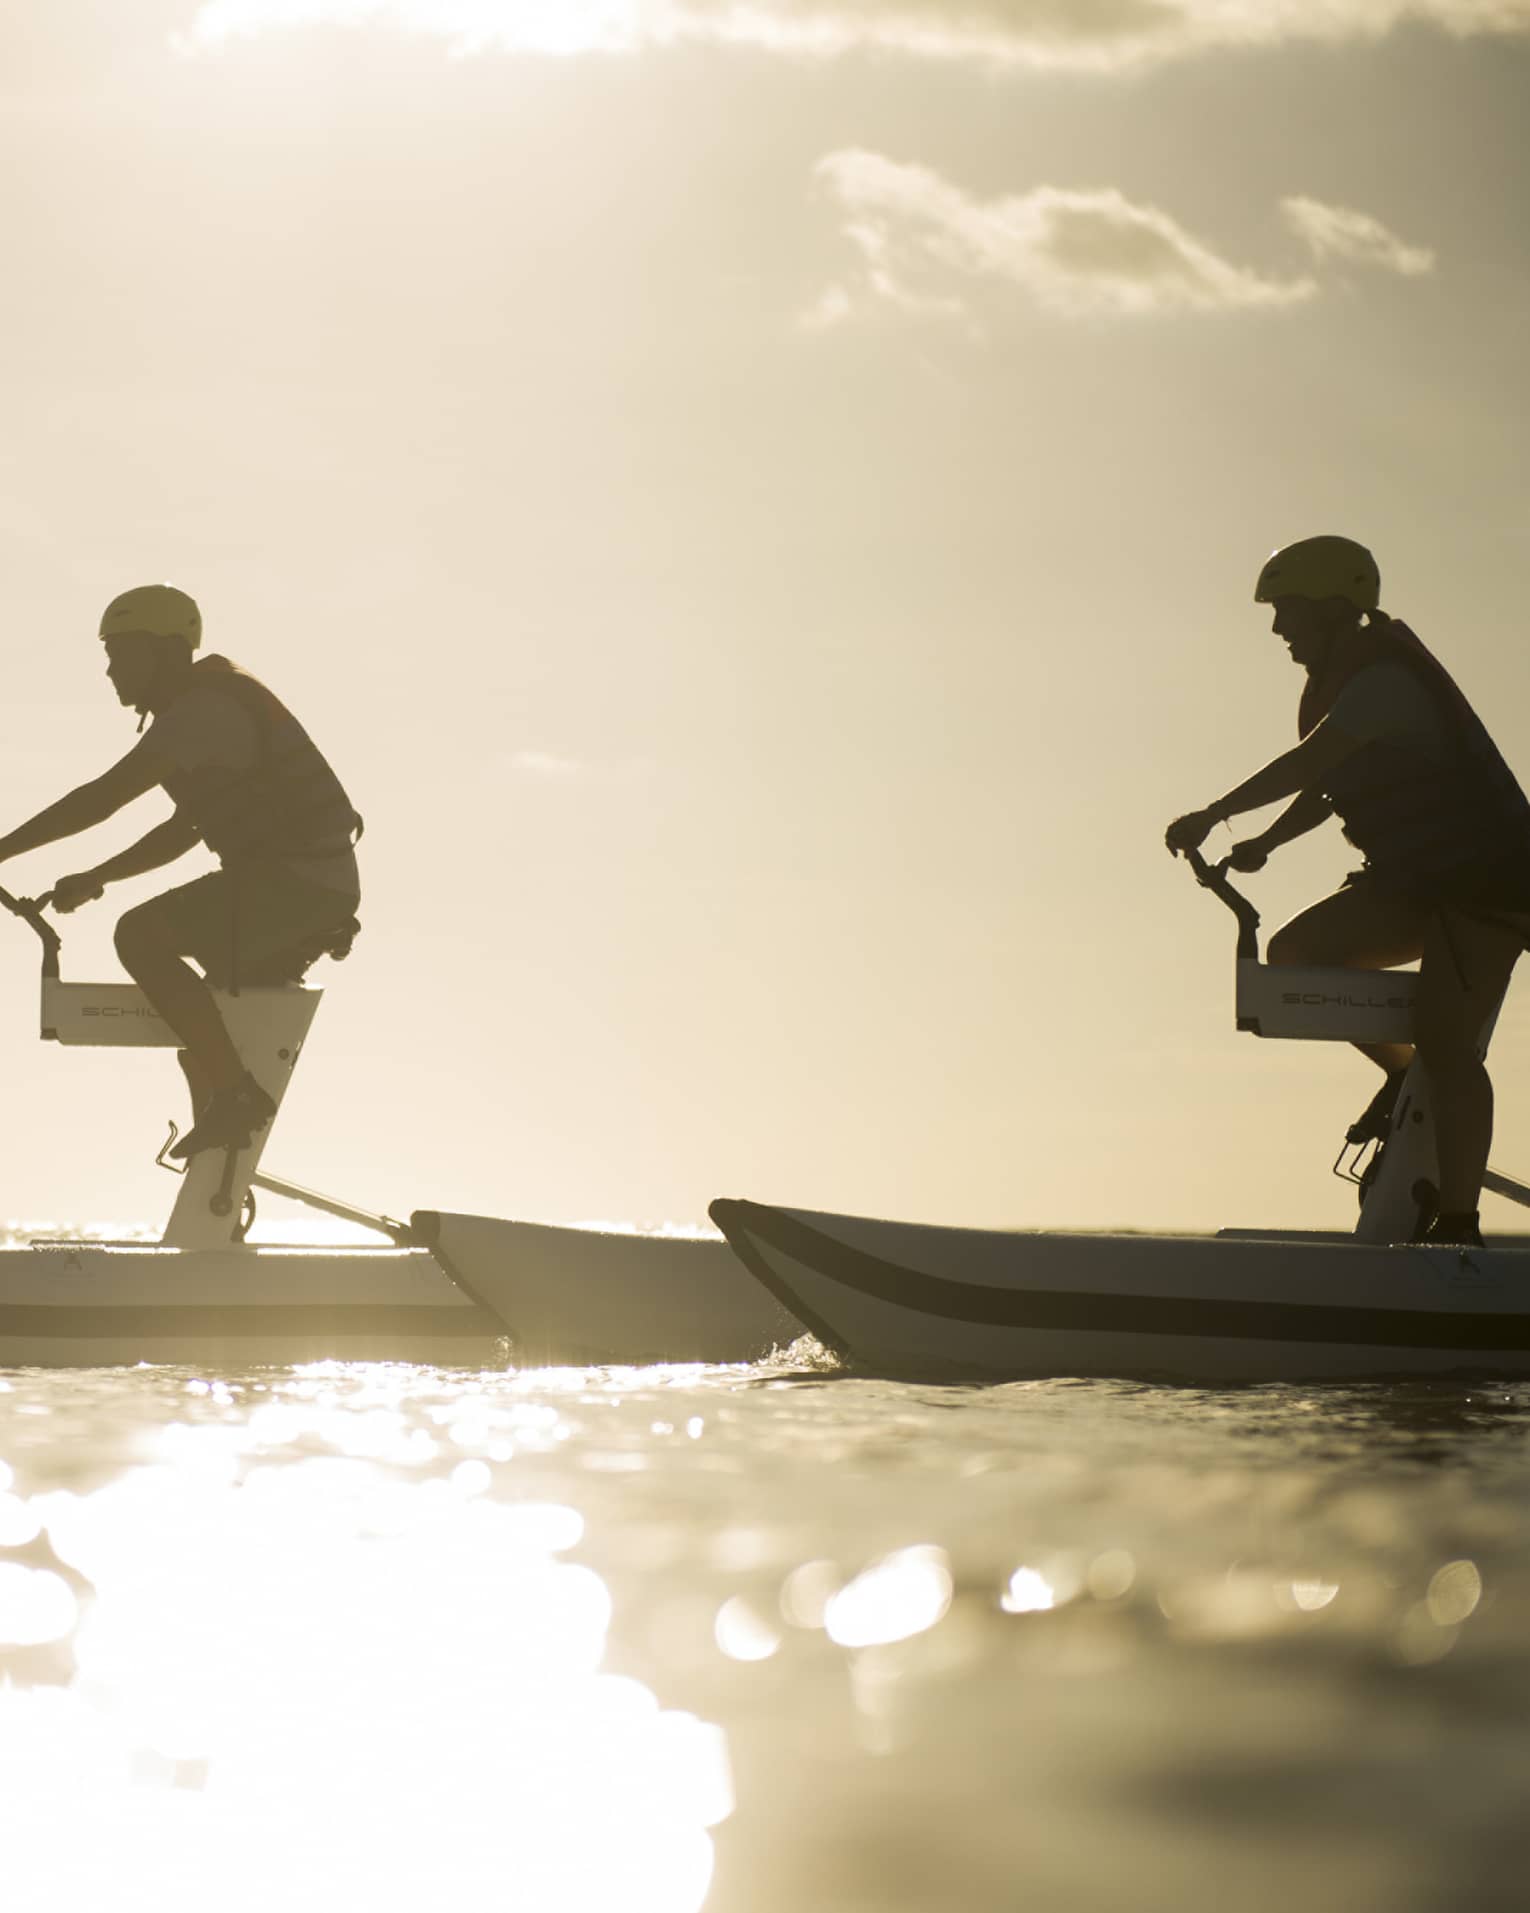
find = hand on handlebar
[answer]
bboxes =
[48,872,105,915]
[1164,808,1221,857]
[1226,839,1268,874]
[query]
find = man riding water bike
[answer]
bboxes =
[1166,535,1530,1247]
[0,584,361,1159]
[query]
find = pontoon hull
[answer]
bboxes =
[0,1245,504,1369]
[413,1212,803,1366]
[709,1200,1530,1383]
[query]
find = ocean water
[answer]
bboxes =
[4,1336,1530,1906]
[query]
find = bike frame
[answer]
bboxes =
[2,885,320,1249]
[1184,849,1503,1243]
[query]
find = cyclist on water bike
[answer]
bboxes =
[0,584,361,1160]
[1166,535,1530,1247]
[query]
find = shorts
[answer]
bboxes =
[135,862,361,989]
[1342,856,1530,927]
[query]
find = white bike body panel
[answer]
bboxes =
[1230,958,1503,1244]
[1234,958,1417,1045]
[42,976,322,1250]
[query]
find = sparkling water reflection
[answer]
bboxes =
[3,1364,1530,1910]
[0,1365,731,1913]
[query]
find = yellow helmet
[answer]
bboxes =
[1254,536,1379,611]
[99,583,202,649]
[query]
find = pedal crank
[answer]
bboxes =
[209,1144,241,1219]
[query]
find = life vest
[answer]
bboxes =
[1302,619,1530,893]
[157,656,361,867]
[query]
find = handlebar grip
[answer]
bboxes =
[0,883,63,974]
[1181,846,1260,958]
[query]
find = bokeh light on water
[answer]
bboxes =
[0,1366,731,1913]
[6,1364,1530,1911]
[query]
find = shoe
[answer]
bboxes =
[1417,1210,1484,1249]
[169,1072,277,1161]
[1346,1070,1406,1146]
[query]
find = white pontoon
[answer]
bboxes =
[711,853,1530,1382]
[0,891,798,1368]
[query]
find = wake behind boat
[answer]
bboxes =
[710,852,1530,1383]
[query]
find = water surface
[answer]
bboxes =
[4,1353,1530,1910]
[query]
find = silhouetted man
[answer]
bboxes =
[0,584,361,1157]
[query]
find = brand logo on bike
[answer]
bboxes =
[1280,991,1413,1010]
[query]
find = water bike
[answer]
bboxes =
[710,851,1530,1382]
[0,889,797,1368]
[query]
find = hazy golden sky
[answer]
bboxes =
[1,2,1527,1232]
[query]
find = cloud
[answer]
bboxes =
[511,750,586,776]
[508,750,661,781]
[179,0,1530,71]
[1280,195,1436,276]
[808,151,1321,320]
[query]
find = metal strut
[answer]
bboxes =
[210,1146,241,1219]
[1484,1168,1530,1212]
[248,1170,416,1246]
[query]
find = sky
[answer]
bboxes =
[0,0,1527,1236]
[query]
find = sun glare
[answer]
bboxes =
[2,1389,731,1913]
[185,0,650,58]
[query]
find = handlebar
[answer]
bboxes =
[1181,846,1261,962]
[0,885,62,979]
[3,839,1278,983]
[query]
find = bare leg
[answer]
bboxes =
[115,908,244,1096]
[1414,914,1524,1214]
[1265,882,1429,1075]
